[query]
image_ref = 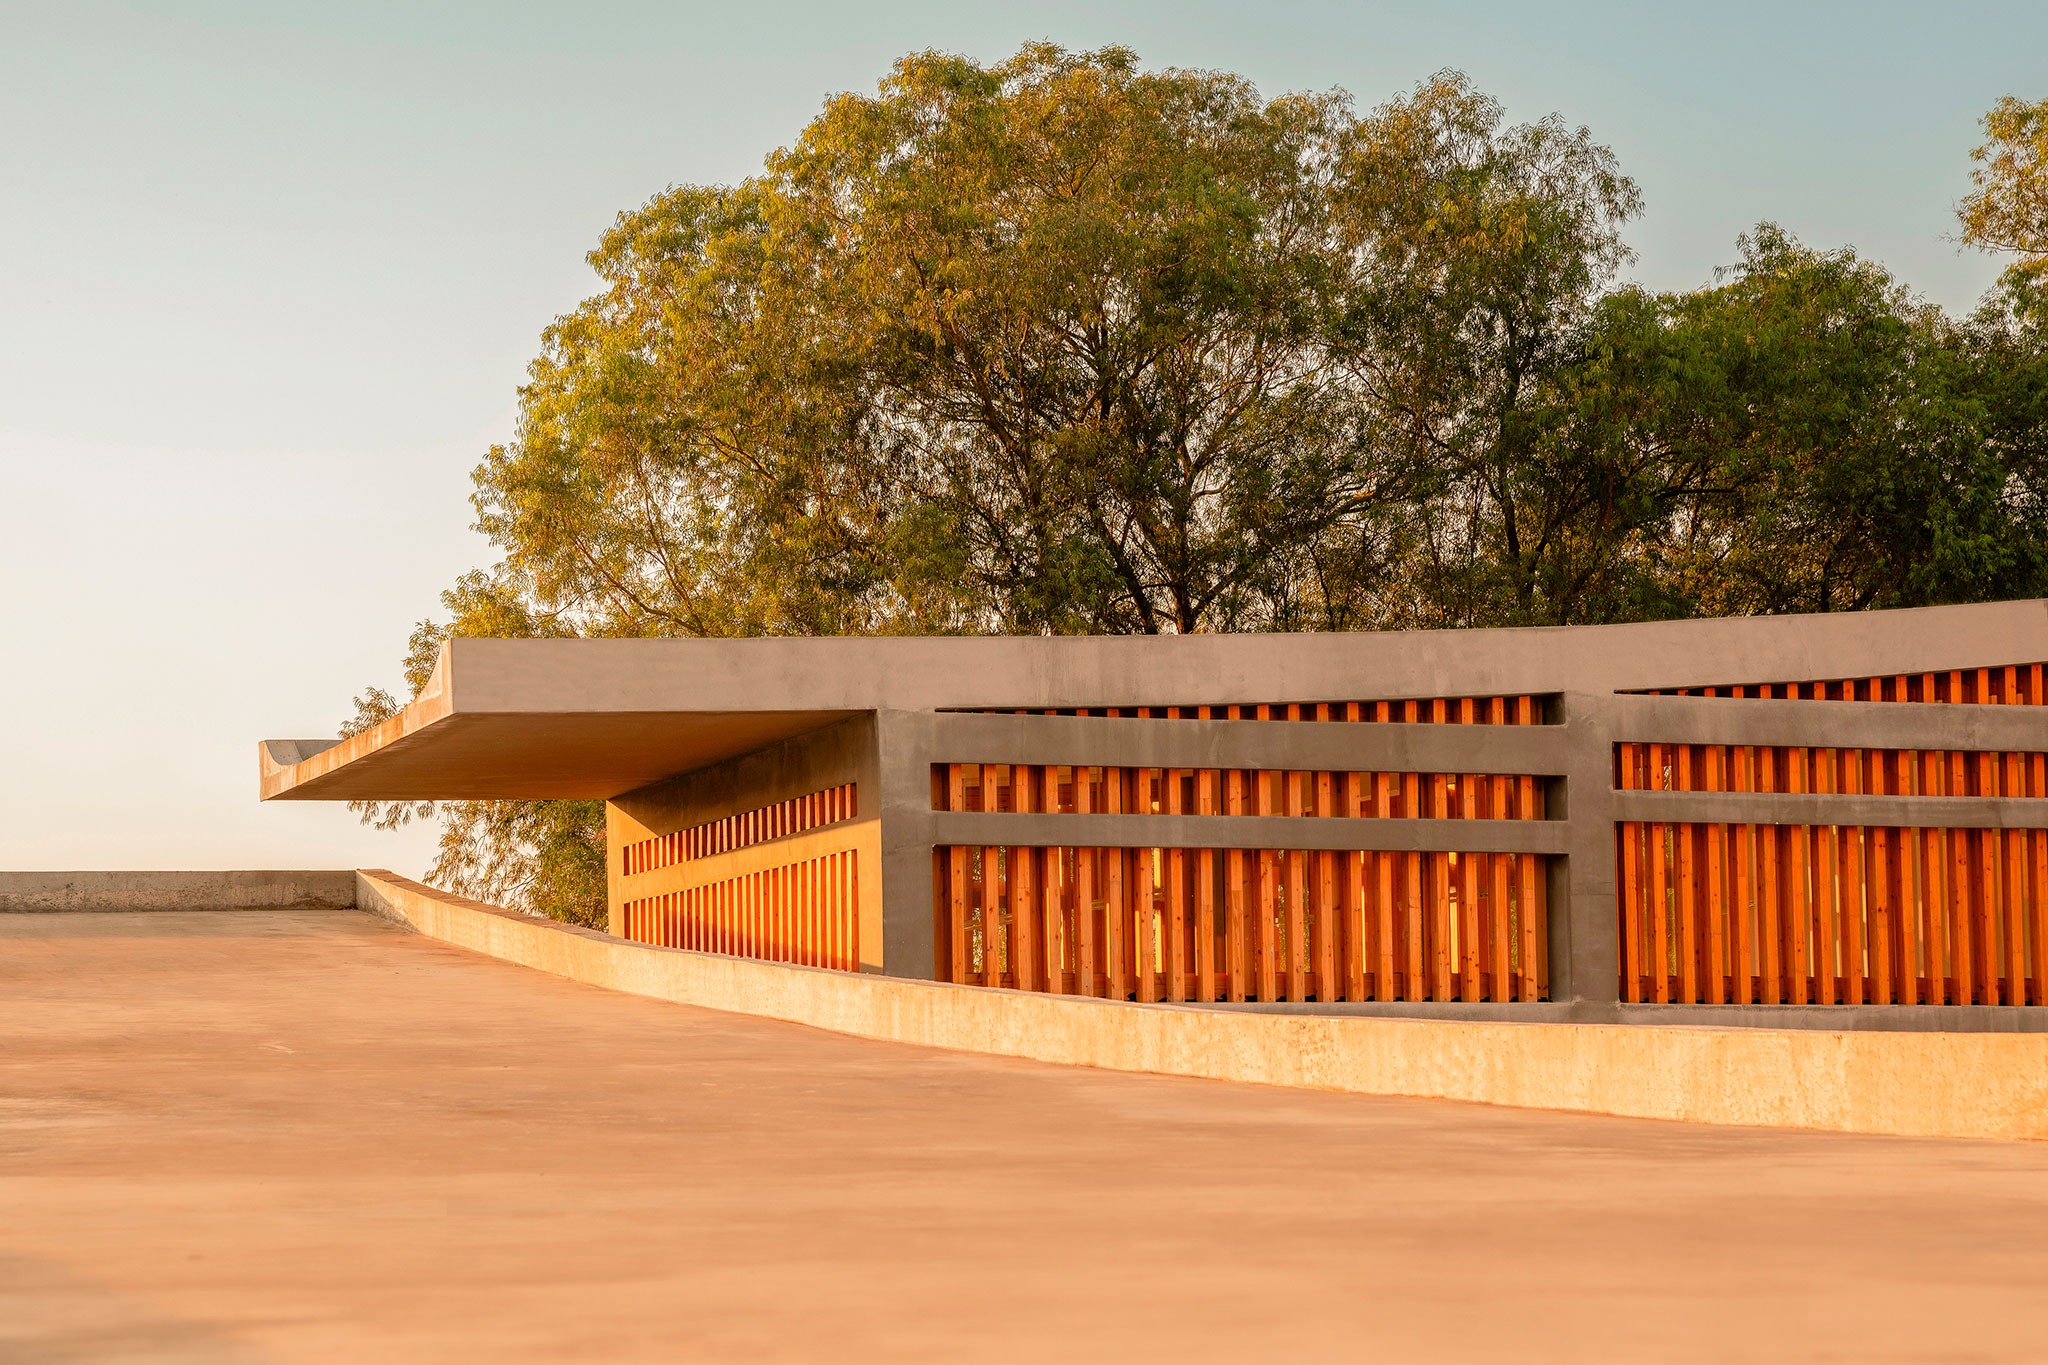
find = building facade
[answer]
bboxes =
[263,599,2048,1028]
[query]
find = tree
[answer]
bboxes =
[343,572,609,929]
[475,45,1432,639]
[1960,95,2048,314]
[1628,226,2048,614]
[349,48,2048,926]
[1315,71,1644,628]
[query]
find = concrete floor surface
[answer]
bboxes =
[4,910,2047,1364]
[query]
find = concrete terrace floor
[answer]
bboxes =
[5,913,2048,1365]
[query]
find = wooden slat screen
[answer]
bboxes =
[621,850,858,971]
[932,724,1551,1003]
[621,782,856,875]
[1615,740,2048,1005]
[933,842,1546,1004]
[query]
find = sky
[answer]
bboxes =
[1,0,2042,874]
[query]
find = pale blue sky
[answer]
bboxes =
[2,0,2041,872]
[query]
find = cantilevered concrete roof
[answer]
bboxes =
[259,601,2048,802]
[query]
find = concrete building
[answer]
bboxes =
[262,598,2048,1029]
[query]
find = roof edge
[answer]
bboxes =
[260,642,457,801]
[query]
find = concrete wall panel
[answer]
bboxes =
[0,870,358,913]
[356,871,2048,1142]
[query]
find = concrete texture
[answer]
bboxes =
[609,716,884,962]
[259,600,2048,997]
[358,872,2048,1141]
[259,598,2048,802]
[8,907,2048,1364]
[0,869,356,913]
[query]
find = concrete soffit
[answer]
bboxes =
[258,599,2048,804]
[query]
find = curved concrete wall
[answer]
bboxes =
[355,870,2048,1143]
[0,870,358,913]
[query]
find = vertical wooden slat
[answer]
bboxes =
[1402,701,1425,1002]
[1196,759,1218,1005]
[1167,760,1188,1004]
[1373,709,1398,1000]
[1315,763,1337,1002]
[1429,700,1453,1001]
[1811,738,1838,1006]
[830,852,842,971]
[1674,746,1700,1003]
[1950,746,1975,1004]
[1649,742,1671,1004]
[1778,734,1802,1003]
[1257,759,1279,1003]
[1103,767,1127,1002]
[1483,701,1509,1003]
[1839,748,1866,1006]
[1456,788,1482,1002]
[1343,739,1367,1003]
[1012,768,1037,992]
[2003,687,2027,1002]
[1921,751,1943,1004]
[1870,749,1893,1005]
[1127,770,1153,1004]
[1732,741,1755,1005]
[985,764,1006,988]
[1076,768,1098,998]
[1890,745,1912,1006]
[1226,745,1248,1003]
[2031,665,2048,1006]
[1515,696,1540,1002]
[1045,782,1069,994]
[1976,734,2001,1005]
[945,767,969,983]
[2003,766,2026,1007]
[1284,763,1308,1004]
[1705,745,1728,1005]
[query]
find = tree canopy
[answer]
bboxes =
[1960,95,2048,314]
[350,47,2048,924]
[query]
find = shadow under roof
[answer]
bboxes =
[259,603,2048,803]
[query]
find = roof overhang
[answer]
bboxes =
[260,641,866,801]
[260,601,2048,803]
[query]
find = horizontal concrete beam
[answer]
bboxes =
[1611,695,2048,751]
[927,712,1570,775]
[353,871,2048,1141]
[922,811,1568,854]
[0,870,359,913]
[1612,792,2048,829]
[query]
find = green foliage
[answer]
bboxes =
[344,572,606,928]
[350,49,2048,926]
[1960,95,2048,314]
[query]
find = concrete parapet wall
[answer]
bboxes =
[355,870,2048,1142]
[0,870,358,913]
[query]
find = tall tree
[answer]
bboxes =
[1960,95,2048,314]
[1633,227,2047,613]
[349,49,2048,926]
[475,45,1424,639]
[1319,71,1643,627]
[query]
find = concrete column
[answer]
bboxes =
[1557,691,1620,1010]
[875,709,941,980]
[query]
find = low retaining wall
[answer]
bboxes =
[356,870,2048,1142]
[0,869,358,913]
